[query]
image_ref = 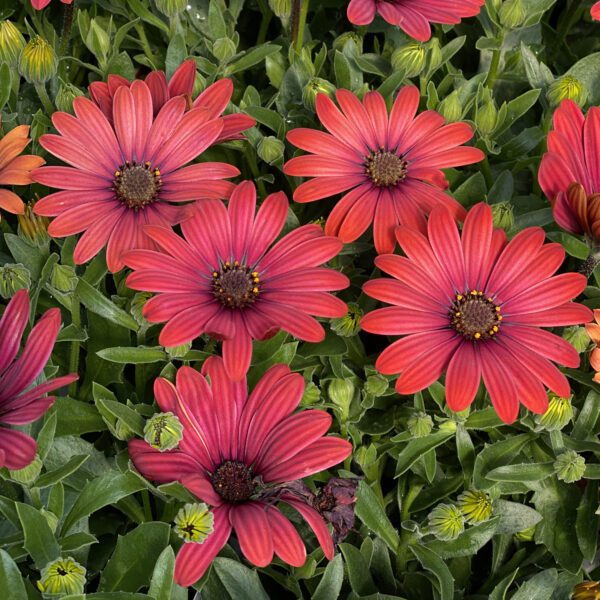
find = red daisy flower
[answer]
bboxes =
[89,59,255,143]
[31,0,71,9]
[124,181,349,379]
[593,2,600,20]
[0,289,77,469]
[346,0,485,41]
[284,87,484,254]
[361,203,592,424]
[539,100,600,244]
[129,357,352,586]
[32,80,240,273]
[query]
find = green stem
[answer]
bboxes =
[135,327,147,401]
[59,1,75,57]
[34,83,54,114]
[481,156,493,189]
[256,0,273,45]
[68,296,81,397]
[244,146,267,197]
[291,0,309,55]
[134,23,158,69]
[485,46,501,89]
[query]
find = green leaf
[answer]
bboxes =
[16,502,60,569]
[546,232,589,259]
[485,462,555,483]
[0,550,27,600]
[567,52,600,104]
[311,554,344,600]
[212,558,270,600]
[54,397,105,437]
[393,430,454,477]
[355,481,399,553]
[35,455,90,489]
[409,545,454,600]
[0,64,11,112]
[426,517,500,559]
[94,398,145,437]
[96,346,167,364]
[510,568,558,600]
[148,546,176,600]
[166,34,187,78]
[127,0,169,33]
[473,434,532,489]
[225,44,281,75]
[339,543,377,596]
[576,480,599,561]
[494,500,542,535]
[76,279,139,331]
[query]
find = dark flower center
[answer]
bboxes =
[450,291,503,341]
[57,568,67,577]
[211,460,256,503]
[365,150,408,187]
[212,262,260,308]
[113,161,161,209]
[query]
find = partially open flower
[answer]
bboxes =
[457,490,493,523]
[37,557,86,596]
[174,503,215,543]
[537,395,573,431]
[428,503,464,541]
[547,75,587,108]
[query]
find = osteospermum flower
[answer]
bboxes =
[593,2,600,20]
[31,0,72,9]
[89,59,254,142]
[539,101,600,245]
[0,124,44,217]
[128,357,352,586]
[0,289,77,469]
[585,309,600,383]
[284,87,484,253]
[361,203,592,423]
[124,181,349,379]
[346,0,485,41]
[32,80,240,272]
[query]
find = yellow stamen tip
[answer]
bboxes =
[456,294,463,301]
[474,332,481,339]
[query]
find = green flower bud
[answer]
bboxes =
[268,0,292,20]
[328,379,355,420]
[0,264,30,299]
[51,264,78,293]
[537,395,573,431]
[437,90,463,123]
[212,37,237,63]
[428,503,465,541]
[499,0,526,29]
[547,75,587,108]
[155,0,187,18]
[0,21,25,68]
[332,32,363,53]
[364,374,388,397]
[391,43,426,78]
[457,490,493,523]
[41,508,59,533]
[302,77,337,112]
[55,82,84,114]
[514,525,536,542]
[19,36,57,85]
[301,381,321,405]
[554,450,585,483]
[18,203,49,247]
[37,557,86,596]
[257,136,285,165]
[86,19,110,63]
[354,443,379,480]
[491,201,514,231]
[425,38,443,74]
[563,326,590,353]
[144,412,184,451]
[166,342,191,359]
[8,454,42,485]
[407,411,433,438]
[174,502,214,543]
[331,302,363,337]
[438,419,458,433]
[572,581,600,600]
[476,99,498,136]
[131,291,152,326]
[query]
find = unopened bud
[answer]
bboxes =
[165,343,191,359]
[37,557,86,596]
[302,381,321,405]
[55,81,85,114]
[19,36,57,84]
[303,77,337,112]
[144,412,184,451]
[476,97,498,136]
[554,450,585,483]
[257,136,285,165]
[18,203,49,246]
[537,395,573,431]
[0,264,30,299]
[428,503,464,541]
[155,0,187,18]
[268,0,292,20]
[0,21,25,68]
[212,37,237,62]
[8,454,42,485]
[86,19,110,63]
[563,326,590,353]
[391,43,426,78]
[491,201,514,231]
[331,302,362,337]
[438,90,463,123]
[174,502,214,543]
[407,411,433,437]
[499,0,526,28]
[364,374,388,397]
[547,75,587,108]
[457,490,493,523]
[328,379,355,420]
[51,264,78,293]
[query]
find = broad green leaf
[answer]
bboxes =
[225,44,281,75]
[426,517,500,559]
[393,430,454,477]
[96,346,167,364]
[409,545,454,600]
[148,546,176,600]
[0,550,27,600]
[485,462,554,483]
[212,558,270,600]
[35,455,90,489]
[510,568,558,600]
[339,543,377,596]
[355,481,399,553]
[312,554,344,600]
[495,500,542,535]
[76,279,139,331]
[16,502,60,569]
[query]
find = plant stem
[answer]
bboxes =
[135,327,147,401]
[59,1,75,57]
[134,23,158,69]
[69,296,81,397]
[34,83,54,114]
[256,0,272,46]
[291,0,309,55]
[485,47,501,89]
[481,156,493,189]
[244,145,267,197]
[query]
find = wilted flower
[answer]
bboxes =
[457,490,493,523]
[391,43,426,78]
[491,201,514,231]
[554,450,585,483]
[174,503,215,543]
[428,503,465,541]
[407,411,433,438]
[18,36,57,84]
[331,303,363,337]
[312,477,359,544]
[573,581,600,600]
[143,412,184,451]
[37,557,86,596]
[537,395,573,431]
[0,21,25,67]
[547,75,587,108]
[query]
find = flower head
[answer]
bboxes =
[174,503,215,543]
[573,581,600,600]
[428,503,464,540]
[18,35,57,84]
[361,203,592,423]
[128,357,352,586]
[284,87,484,253]
[37,557,85,596]
[457,490,493,523]
[124,181,349,380]
[593,3,600,21]
[144,412,184,451]
[0,289,77,469]
[32,80,240,272]
[346,0,484,41]
[18,202,50,246]
[31,0,73,8]
[312,477,358,544]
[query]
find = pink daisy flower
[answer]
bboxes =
[539,100,600,244]
[284,87,484,254]
[361,203,592,424]
[89,59,255,143]
[32,80,240,273]
[347,0,485,41]
[0,289,77,470]
[129,357,352,586]
[593,2,600,20]
[31,0,72,9]
[124,181,349,380]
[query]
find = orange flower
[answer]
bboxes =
[585,309,600,382]
[0,124,44,217]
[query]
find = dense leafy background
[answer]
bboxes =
[1,0,600,598]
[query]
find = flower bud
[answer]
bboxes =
[257,136,285,165]
[391,43,426,78]
[554,450,585,483]
[547,75,587,108]
[328,379,355,420]
[537,394,573,431]
[491,201,514,231]
[563,326,590,353]
[130,291,152,326]
[457,490,493,523]
[37,557,86,596]
[427,503,464,541]
[476,97,498,136]
[438,419,457,433]
[425,38,442,74]
[407,411,433,438]
[18,203,49,247]
[55,82,84,114]
[51,264,78,293]
[572,581,600,600]
[514,525,536,542]
[354,443,379,480]
[8,454,42,485]
[268,0,292,20]
[212,37,237,63]
[144,412,184,451]
[331,302,363,337]
[499,0,526,29]
[165,342,191,359]
[155,0,187,18]
[174,502,214,543]
[332,32,362,53]
[303,77,337,112]
[301,381,321,405]
[19,36,57,84]
[364,374,388,397]
[0,264,30,299]
[437,90,463,123]
[86,19,110,64]
[0,20,25,68]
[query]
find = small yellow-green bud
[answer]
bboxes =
[19,36,57,84]
[301,381,321,405]
[537,395,573,431]
[131,291,152,326]
[303,77,337,112]
[331,302,363,337]
[438,419,458,433]
[18,203,49,247]
[51,264,78,293]
[0,264,30,299]
[166,342,192,360]
[562,325,590,353]
[257,136,285,165]
[174,502,214,543]
[499,0,526,29]
[554,450,585,483]
[37,557,86,596]
[212,37,237,63]
[437,90,463,123]
[572,581,600,600]
[364,374,388,397]
[428,503,465,541]
[407,411,433,438]
[476,98,498,136]
[547,75,587,108]
[391,43,426,78]
[268,0,292,20]
[144,412,184,451]
[155,0,188,18]
[514,525,536,542]
[457,490,493,523]
[328,379,355,420]
[55,82,84,115]
[8,454,42,485]
[332,32,363,53]
[86,19,110,63]
[491,201,514,231]
[0,21,25,68]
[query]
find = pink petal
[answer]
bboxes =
[230,503,274,567]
